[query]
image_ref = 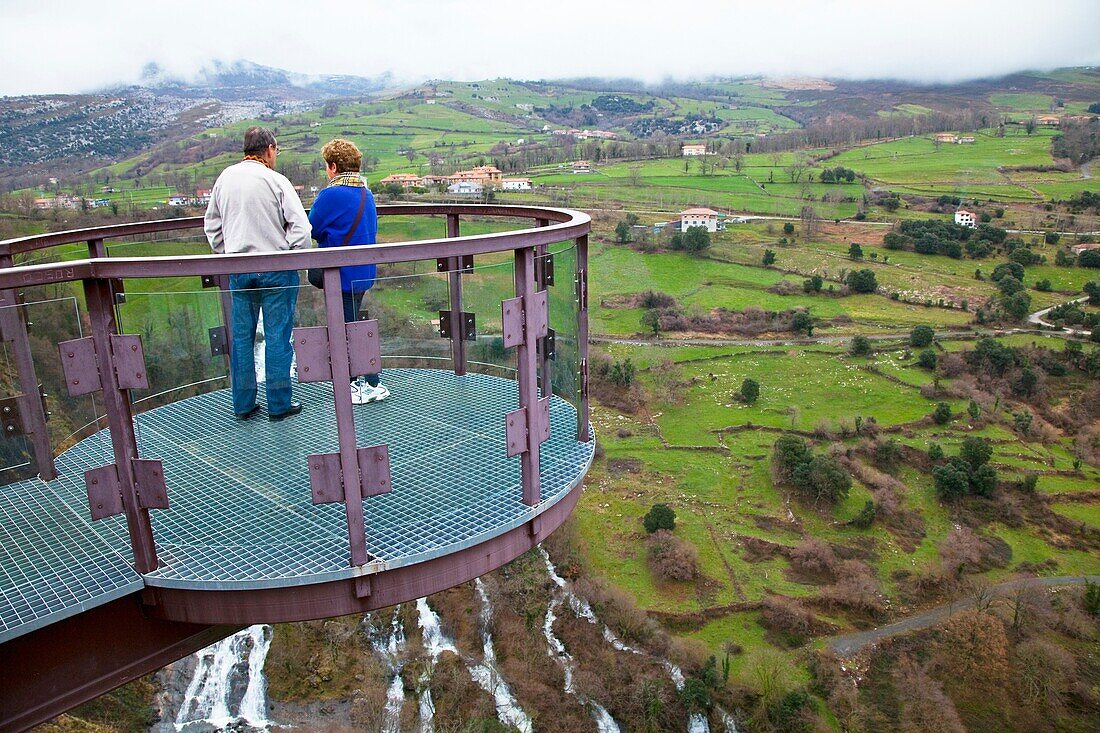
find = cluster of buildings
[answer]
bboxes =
[379,165,533,196]
[551,129,618,140]
[933,133,977,144]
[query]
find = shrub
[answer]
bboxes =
[1080,249,1100,268]
[932,402,953,424]
[783,222,795,235]
[643,503,676,533]
[646,530,697,581]
[789,539,838,579]
[850,500,876,529]
[848,243,863,260]
[874,439,903,471]
[909,325,935,347]
[1035,279,1052,292]
[849,335,872,356]
[792,455,852,504]
[803,275,823,293]
[791,311,813,335]
[928,443,944,460]
[917,349,937,370]
[773,435,813,482]
[845,268,878,293]
[740,378,760,404]
[991,261,1025,282]
[959,437,993,469]
[760,597,820,647]
[762,248,776,266]
[1044,231,1060,245]
[933,463,969,500]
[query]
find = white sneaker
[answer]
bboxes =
[363,384,390,403]
[350,380,370,405]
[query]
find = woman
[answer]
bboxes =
[309,138,389,404]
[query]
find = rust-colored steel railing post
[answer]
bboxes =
[446,214,467,375]
[323,267,369,568]
[83,277,158,572]
[514,246,541,506]
[0,252,57,479]
[576,234,590,442]
[534,218,551,400]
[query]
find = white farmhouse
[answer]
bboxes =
[682,143,707,157]
[680,207,719,233]
[448,181,484,196]
[954,209,977,228]
[501,178,532,191]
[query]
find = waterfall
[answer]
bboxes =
[471,579,533,733]
[175,625,273,731]
[364,607,407,733]
[416,597,458,733]
[538,547,622,733]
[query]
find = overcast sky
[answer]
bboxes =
[1,0,1098,96]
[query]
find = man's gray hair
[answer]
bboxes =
[243,126,277,155]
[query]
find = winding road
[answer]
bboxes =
[827,575,1100,657]
[1028,296,1093,336]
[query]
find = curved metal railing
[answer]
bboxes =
[0,204,591,577]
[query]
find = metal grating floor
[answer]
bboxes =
[0,368,593,642]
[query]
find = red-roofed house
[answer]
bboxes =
[681,207,719,232]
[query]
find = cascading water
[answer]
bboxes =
[175,625,273,731]
[364,607,407,733]
[416,597,458,733]
[538,547,622,733]
[539,547,743,733]
[471,579,533,733]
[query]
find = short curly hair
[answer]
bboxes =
[321,138,362,173]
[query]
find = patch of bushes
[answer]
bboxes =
[645,530,697,581]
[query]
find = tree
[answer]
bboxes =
[772,435,813,483]
[682,226,711,254]
[803,275,823,293]
[953,439,991,474]
[932,402,952,424]
[845,269,877,293]
[1084,281,1100,306]
[740,378,760,404]
[1080,249,1100,268]
[848,243,863,260]
[1044,231,1060,245]
[967,399,982,422]
[910,325,935,347]
[640,308,661,336]
[782,222,795,235]
[792,455,851,504]
[791,311,813,336]
[762,249,776,267]
[614,220,632,243]
[1002,291,1032,320]
[933,463,969,500]
[928,443,944,461]
[917,349,937,369]
[849,335,872,356]
[991,261,1025,282]
[997,275,1024,296]
[643,503,676,533]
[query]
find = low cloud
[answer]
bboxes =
[1,0,1097,96]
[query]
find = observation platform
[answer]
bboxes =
[0,203,592,731]
[1,369,593,642]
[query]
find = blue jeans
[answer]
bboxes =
[229,271,299,415]
[343,288,380,388]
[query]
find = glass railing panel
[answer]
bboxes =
[0,295,106,482]
[545,240,580,411]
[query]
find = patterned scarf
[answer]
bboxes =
[328,172,365,188]
[242,154,271,169]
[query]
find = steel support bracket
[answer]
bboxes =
[309,444,393,504]
[292,326,332,383]
[111,278,126,305]
[436,255,474,274]
[110,334,148,391]
[132,458,169,510]
[347,319,382,378]
[85,464,123,520]
[505,397,549,458]
[58,337,101,396]
[502,290,548,349]
[209,326,228,357]
[356,444,392,498]
[580,358,589,399]
[0,396,23,437]
[438,310,476,341]
[576,269,588,309]
[200,275,220,289]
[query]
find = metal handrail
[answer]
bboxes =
[0,203,592,580]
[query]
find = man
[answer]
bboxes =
[205,126,310,421]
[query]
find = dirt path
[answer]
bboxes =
[827,575,1100,657]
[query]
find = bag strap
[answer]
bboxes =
[341,187,368,247]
